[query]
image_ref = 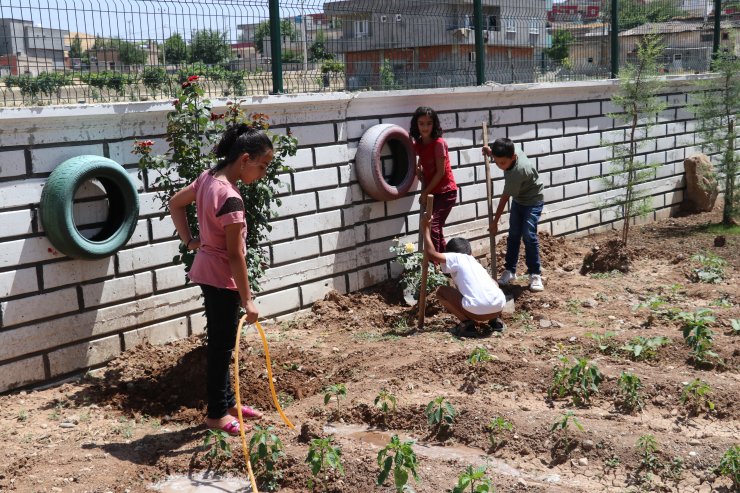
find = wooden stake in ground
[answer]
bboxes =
[417,195,435,330]
[482,122,497,276]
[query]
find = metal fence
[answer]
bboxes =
[0,0,737,106]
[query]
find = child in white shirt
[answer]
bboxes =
[421,213,507,337]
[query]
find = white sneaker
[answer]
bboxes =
[498,270,515,286]
[529,274,544,292]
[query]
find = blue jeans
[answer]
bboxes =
[505,200,543,275]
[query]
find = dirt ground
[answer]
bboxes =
[1,209,738,493]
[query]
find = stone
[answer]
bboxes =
[682,154,719,213]
[539,319,552,328]
[582,299,598,308]
[578,457,589,466]
[516,478,527,488]
[582,439,595,451]
[689,451,698,457]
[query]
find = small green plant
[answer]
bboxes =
[374,389,397,415]
[550,411,584,451]
[17,410,28,422]
[730,319,740,335]
[390,239,448,300]
[306,436,344,491]
[277,391,295,409]
[202,429,232,459]
[679,309,723,366]
[716,445,740,489]
[451,465,494,493]
[617,371,644,412]
[710,296,732,308]
[425,396,456,433]
[512,310,535,332]
[589,270,623,279]
[249,425,285,492]
[566,299,582,315]
[665,456,684,482]
[680,379,715,416]
[323,383,347,409]
[548,356,602,406]
[604,456,621,468]
[637,434,661,472]
[376,434,420,492]
[586,331,618,354]
[486,416,514,450]
[468,347,493,364]
[690,252,727,283]
[634,294,681,322]
[620,336,671,361]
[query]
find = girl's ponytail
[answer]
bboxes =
[212,123,273,172]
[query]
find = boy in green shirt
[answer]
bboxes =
[483,138,545,292]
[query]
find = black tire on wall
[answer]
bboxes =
[40,155,140,260]
[356,123,417,201]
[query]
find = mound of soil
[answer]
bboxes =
[580,238,632,274]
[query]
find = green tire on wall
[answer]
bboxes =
[40,155,139,260]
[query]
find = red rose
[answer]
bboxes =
[187,75,199,82]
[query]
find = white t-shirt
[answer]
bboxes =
[441,252,507,315]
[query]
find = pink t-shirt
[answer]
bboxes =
[187,171,247,290]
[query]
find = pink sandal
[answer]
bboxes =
[231,405,263,420]
[209,419,252,436]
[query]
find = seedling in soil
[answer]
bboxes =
[690,251,726,284]
[589,270,623,279]
[550,411,584,452]
[680,379,715,416]
[451,465,494,493]
[633,295,681,322]
[202,429,232,460]
[586,331,618,354]
[664,456,684,483]
[548,356,602,407]
[679,309,723,366]
[277,391,295,409]
[425,396,456,434]
[620,336,671,361]
[637,434,662,473]
[323,383,347,410]
[512,310,535,332]
[604,456,621,469]
[486,416,514,450]
[374,389,397,416]
[249,425,285,492]
[17,410,28,422]
[710,296,732,308]
[306,436,344,491]
[716,445,740,489]
[376,434,420,493]
[468,347,493,365]
[617,372,644,412]
[566,299,582,315]
[730,319,740,335]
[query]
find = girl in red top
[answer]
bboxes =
[169,124,272,436]
[410,106,458,253]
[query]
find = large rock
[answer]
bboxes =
[682,154,719,213]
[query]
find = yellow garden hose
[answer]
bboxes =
[233,317,297,493]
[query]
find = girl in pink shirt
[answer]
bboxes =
[169,124,274,436]
[410,106,458,253]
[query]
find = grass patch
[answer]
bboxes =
[702,223,740,235]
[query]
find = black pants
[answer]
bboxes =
[200,284,241,419]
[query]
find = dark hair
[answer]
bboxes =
[212,123,273,172]
[409,106,443,143]
[445,237,472,255]
[490,138,515,158]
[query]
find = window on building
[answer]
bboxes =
[722,32,729,40]
[488,15,499,31]
[700,33,713,42]
[355,19,369,38]
[673,53,682,61]
[588,57,594,63]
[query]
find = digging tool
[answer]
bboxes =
[417,194,435,330]
[234,317,297,493]
[482,122,497,277]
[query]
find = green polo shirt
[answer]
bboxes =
[502,150,544,206]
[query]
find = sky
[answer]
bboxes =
[0,0,324,43]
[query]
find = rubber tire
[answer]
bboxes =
[40,155,140,260]
[356,123,417,201]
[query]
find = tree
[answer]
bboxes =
[545,30,574,64]
[68,35,82,60]
[613,0,680,30]
[163,33,188,65]
[308,29,333,61]
[92,38,146,66]
[189,29,230,65]
[253,19,298,54]
[692,48,740,226]
[599,34,666,245]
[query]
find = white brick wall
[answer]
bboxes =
[0,80,700,392]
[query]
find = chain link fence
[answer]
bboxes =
[0,0,737,106]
